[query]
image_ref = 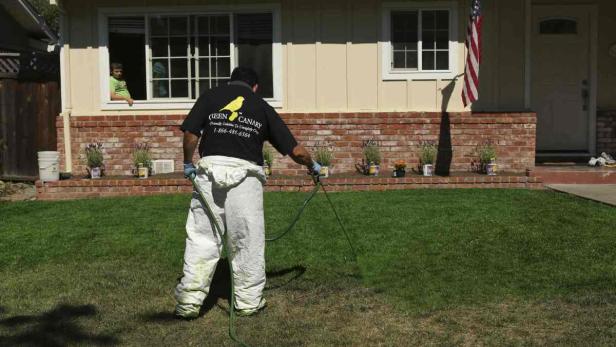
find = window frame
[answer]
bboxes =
[381,2,458,80]
[538,17,579,35]
[98,5,282,111]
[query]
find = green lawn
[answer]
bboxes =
[1,189,615,346]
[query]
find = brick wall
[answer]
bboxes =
[57,112,537,177]
[597,111,616,155]
[36,174,544,200]
[57,115,185,176]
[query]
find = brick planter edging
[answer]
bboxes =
[57,112,536,177]
[36,174,543,200]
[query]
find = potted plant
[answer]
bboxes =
[84,142,104,179]
[419,141,437,176]
[314,146,333,177]
[393,159,406,177]
[477,142,497,175]
[262,146,273,176]
[362,140,381,176]
[132,143,152,179]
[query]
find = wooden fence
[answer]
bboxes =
[0,80,59,180]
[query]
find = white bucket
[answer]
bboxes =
[38,151,60,182]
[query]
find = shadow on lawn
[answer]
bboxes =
[0,304,118,347]
[143,262,306,322]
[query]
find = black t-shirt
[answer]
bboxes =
[180,82,297,166]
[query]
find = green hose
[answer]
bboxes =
[265,182,321,241]
[189,175,356,347]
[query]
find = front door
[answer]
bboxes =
[531,5,593,153]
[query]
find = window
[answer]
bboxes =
[391,11,418,69]
[108,17,146,100]
[236,13,273,98]
[539,18,577,35]
[100,6,281,109]
[147,14,234,99]
[382,2,458,80]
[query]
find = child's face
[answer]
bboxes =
[111,68,123,79]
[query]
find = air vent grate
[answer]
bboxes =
[152,159,174,175]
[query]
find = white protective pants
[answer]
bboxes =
[175,157,267,311]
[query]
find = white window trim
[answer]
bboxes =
[98,4,283,111]
[381,1,458,80]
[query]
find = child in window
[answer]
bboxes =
[109,62,134,106]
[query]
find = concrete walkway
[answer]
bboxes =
[547,184,616,206]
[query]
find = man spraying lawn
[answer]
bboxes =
[175,67,321,319]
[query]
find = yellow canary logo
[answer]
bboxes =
[220,96,245,121]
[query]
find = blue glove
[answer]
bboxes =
[310,161,322,176]
[183,162,197,179]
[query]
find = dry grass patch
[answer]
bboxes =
[139,282,616,347]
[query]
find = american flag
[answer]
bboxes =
[462,0,483,107]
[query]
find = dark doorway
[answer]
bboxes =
[108,17,146,100]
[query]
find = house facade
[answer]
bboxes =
[51,0,616,177]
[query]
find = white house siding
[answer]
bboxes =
[472,0,527,111]
[60,0,470,115]
[60,0,616,115]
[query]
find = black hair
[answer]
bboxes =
[110,62,123,70]
[230,67,259,87]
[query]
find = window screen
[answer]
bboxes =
[391,11,418,69]
[149,16,192,98]
[195,15,231,94]
[235,13,273,98]
[421,10,449,71]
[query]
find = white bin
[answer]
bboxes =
[38,151,60,182]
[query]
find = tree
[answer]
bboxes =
[27,0,59,34]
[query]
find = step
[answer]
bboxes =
[529,166,616,184]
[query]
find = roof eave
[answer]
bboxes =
[0,0,58,44]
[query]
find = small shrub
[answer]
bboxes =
[419,141,438,166]
[132,143,152,169]
[314,146,333,166]
[84,142,104,168]
[362,140,381,165]
[263,146,274,167]
[477,141,497,164]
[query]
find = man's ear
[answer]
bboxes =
[252,84,259,93]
